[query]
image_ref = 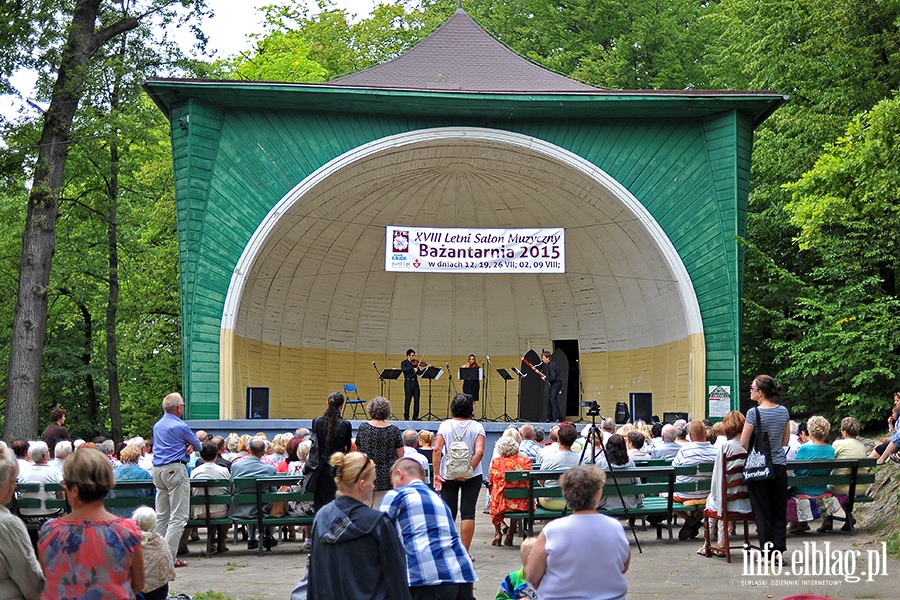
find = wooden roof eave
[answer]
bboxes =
[142,79,789,128]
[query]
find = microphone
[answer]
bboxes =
[486,355,491,362]
[372,361,376,366]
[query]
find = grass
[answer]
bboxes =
[224,561,246,572]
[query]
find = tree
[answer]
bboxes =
[3,0,209,442]
[777,95,900,422]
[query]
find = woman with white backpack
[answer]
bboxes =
[433,393,485,552]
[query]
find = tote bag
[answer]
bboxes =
[743,408,775,482]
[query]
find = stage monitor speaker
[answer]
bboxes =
[246,387,269,419]
[663,411,689,424]
[629,393,653,424]
[614,401,630,424]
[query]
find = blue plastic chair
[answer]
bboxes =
[343,384,368,419]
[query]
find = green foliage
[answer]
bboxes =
[774,95,900,423]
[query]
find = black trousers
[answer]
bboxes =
[410,582,474,600]
[545,380,563,420]
[747,463,788,553]
[404,378,420,419]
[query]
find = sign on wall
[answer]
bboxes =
[385,226,565,273]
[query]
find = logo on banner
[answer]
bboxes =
[392,230,409,253]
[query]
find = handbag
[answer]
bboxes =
[301,418,321,494]
[744,408,775,482]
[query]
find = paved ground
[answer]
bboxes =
[169,489,898,599]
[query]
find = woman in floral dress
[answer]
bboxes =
[39,448,144,599]
[488,435,532,546]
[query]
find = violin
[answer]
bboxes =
[411,352,429,369]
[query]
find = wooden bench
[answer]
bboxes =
[12,482,69,532]
[104,479,156,516]
[785,457,876,532]
[186,477,233,557]
[230,475,314,556]
[503,463,714,541]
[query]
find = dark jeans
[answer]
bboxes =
[747,463,788,553]
[410,582,474,600]
[545,380,562,420]
[440,475,483,521]
[405,379,421,419]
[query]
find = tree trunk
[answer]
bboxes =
[107,42,124,446]
[76,301,100,435]
[2,0,138,442]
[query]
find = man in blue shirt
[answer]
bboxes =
[380,457,477,600]
[152,392,202,565]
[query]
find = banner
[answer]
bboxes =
[385,226,565,273]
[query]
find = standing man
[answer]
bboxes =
[42,407,70,458]
[152,392,202,566]
[380,458,477,599]
[401,349,426,420]
[539,351,563,422]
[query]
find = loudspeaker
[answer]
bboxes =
[663,411,689,424]
[246,387,269,419]
[614,401,630,424]
[629,392,653,423]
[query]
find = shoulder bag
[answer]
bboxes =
[743,408,775,482]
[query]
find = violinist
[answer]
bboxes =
[401,349,427,420]
[459,354,481,403]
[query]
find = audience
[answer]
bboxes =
[354,396,403,506]
[651,424,681,460]
[309,452,410,600]
[595,434,642,512]
[537,423,580,510]
[497,536,537,599]
[488,436,532,546]
[702,410,751,557]
[788,415,835,534]
[518,424,541,462]
[821,416,867,533]
[524,465,630,599]
[400,429,430,482]
[626,431,651,461]
[39,448,144,597]
[673,421,718,540]
[187,440,232,554]
[17,441,65,546]
[132,506,175,600]
[380,457,477,599]
[229,436,277,550]
[0,442,45,599]
[109,444,153,517]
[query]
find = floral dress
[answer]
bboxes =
[488,454,533,525]
[39,517,141,599]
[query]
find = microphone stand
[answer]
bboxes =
[446,363,458,419]
[372,361,384,397]
[480,355,491,421]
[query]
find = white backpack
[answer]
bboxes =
[445,421,474,479]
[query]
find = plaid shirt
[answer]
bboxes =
[380,480,477,587]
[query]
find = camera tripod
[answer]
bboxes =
[578,402,642,553]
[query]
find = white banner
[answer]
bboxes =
[385,226,565,273]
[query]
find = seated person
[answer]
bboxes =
[537,423,580,510]
[873,392,900,464]
[672,421,718,540]
[788,416,835,533]
[18,441,64,546]
[596,434,642,511]
[626,431,652,461]
[820,417,867,532]
[701,410,751,557]
[650,424,681,460]
[229,437,277,550]
[109,444,153,517]
[497,536,537,599]
[184,440,231,554]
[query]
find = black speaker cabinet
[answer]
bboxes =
[663,411,689,423]
[246,387,269,419]
[629,392,653,423]
[614,401,630,424]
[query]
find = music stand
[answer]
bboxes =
[379,369,402,404]
[420,366,443,421]
[495,369,515,421]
